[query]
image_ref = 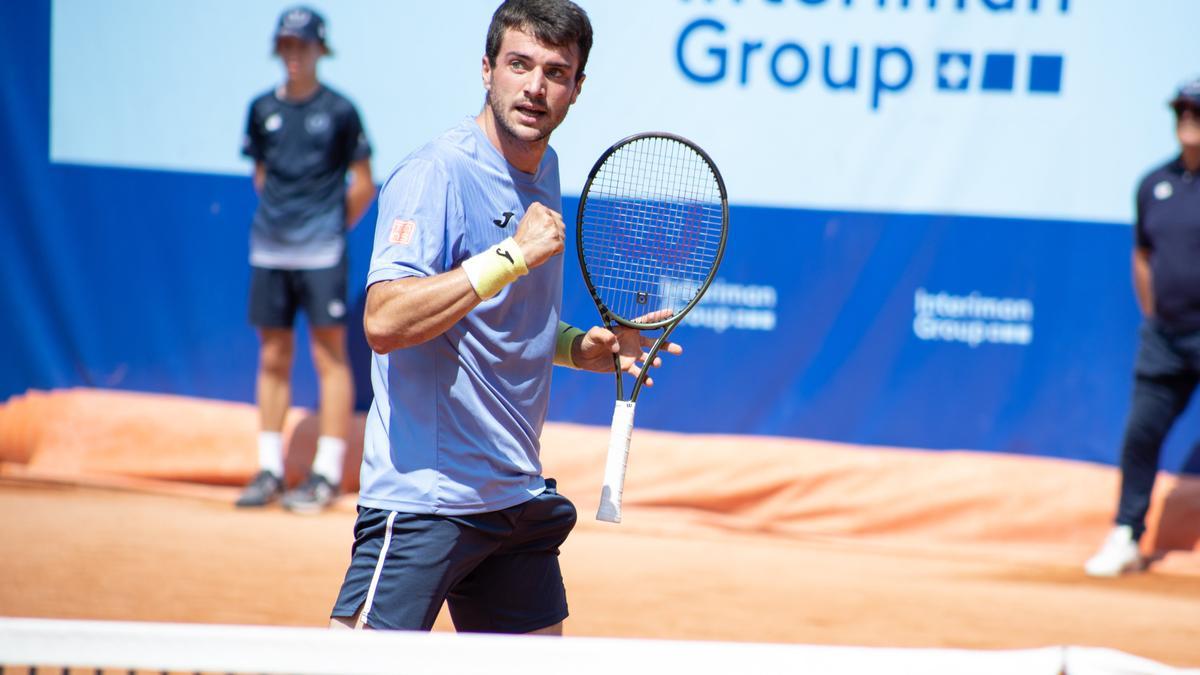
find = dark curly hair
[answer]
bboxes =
[485,0,593,81]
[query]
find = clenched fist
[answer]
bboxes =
[513,202,565,269]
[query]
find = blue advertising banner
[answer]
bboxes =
[3,0,1199,472]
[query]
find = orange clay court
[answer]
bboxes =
[0,388,1198,667]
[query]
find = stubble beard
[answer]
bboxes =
[488,94,552,148]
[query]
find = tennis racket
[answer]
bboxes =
[576,132,729,523]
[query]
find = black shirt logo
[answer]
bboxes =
[493,211,515,228]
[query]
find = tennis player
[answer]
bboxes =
[329,0,681,633]
[236,6,375,513]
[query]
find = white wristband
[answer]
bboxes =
[460,237,528,299]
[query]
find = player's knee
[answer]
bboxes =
[328,615,356,630]
[258,340,294,373]
[310,332,349,369]
[312,345,349,369]
[329,610,370,630]
[526,621,563,636]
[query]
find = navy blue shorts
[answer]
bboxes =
[330,480,577,633]
[248,255,348,328]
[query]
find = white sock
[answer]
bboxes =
[257,431,284,477]
[312,435,346,485]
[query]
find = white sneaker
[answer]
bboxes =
[1084,525,1142,577]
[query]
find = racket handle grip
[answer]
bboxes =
[597,400,636,523]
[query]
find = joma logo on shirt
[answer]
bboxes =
[493,212,515,228]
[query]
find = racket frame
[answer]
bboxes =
[575,131,729,402]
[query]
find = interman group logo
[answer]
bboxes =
[675,0,1069,110]
[936,52,1063,94]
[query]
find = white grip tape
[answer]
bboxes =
[596,400,636,523]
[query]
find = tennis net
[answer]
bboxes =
[0,617,1190,675]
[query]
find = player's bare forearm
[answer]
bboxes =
[344,160,376,229]
[363,272,481,354]
[1132,247,1154,318]
[253,162,266,195]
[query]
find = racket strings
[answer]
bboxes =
[581,137,725,325]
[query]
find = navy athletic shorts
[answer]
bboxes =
[330,479,578,633]
[248,255,348,328]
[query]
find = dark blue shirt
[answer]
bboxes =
[1136,156,1200,333]
[242,85,371,269]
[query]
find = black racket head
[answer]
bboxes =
[576,132,729,330]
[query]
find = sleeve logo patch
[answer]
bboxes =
[389,219,416,245]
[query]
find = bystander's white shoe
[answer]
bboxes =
[1084,525,1142,577]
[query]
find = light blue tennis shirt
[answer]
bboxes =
[360,117,563,515]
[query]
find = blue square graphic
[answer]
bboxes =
[936,52,972,91]
[1028,54,1063,93]
[981,53,1015,91]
